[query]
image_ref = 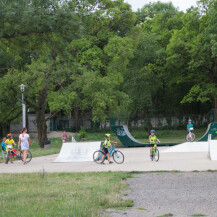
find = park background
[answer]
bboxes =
[1,0,217,149]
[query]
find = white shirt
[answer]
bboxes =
[19,133,30,147]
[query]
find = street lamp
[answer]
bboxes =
[19,84,26,128]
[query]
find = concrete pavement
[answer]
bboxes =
[1,147,217,173]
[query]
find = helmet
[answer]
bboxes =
[7,133,12,138]
[188,119,192,122]
[105,134,111,138]
[150,130,155,133]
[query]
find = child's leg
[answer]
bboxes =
[150,147,153,155]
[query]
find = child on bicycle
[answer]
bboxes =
[149,130,160,159]
[5,133,17,163]
[101,134,116,164]
[187,120,194,132]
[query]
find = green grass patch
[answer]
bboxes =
[0,172,134,217]
[137,207,146,210]
[191,214,206,216]
[158,213,173,217]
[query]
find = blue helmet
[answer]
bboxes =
[150,130,155,133]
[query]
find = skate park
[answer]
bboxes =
[1,123,217,174]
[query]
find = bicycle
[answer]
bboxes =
[4,145,32,164]
[93,144,124,164]
[186,128,195,142]
[150,143,159,162]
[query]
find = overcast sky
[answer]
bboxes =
[124,0,198,12]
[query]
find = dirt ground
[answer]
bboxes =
[103,172,217,217]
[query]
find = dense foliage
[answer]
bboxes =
[0,0,216,146]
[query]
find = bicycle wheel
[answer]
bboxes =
[153,148,159,162]
[93,150,104,164]
[112,150,124,164]
[5,151,10,164]
[20,150,32,163]
[186,133,195,142]
[191,133,195,142]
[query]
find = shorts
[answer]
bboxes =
[150,143,155,147]
[102,147,109,155]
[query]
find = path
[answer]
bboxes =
[0,147,217,173]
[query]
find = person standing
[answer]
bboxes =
[62,131,68,143]
[18,128,32,165]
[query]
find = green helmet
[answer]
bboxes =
[105,134,111,138]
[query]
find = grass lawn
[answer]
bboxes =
[0,172,133,217]
[0,128,207,163]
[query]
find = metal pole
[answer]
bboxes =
[22,92,26,128]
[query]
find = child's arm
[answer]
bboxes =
[157,139,160,143]
[18,137,21,148]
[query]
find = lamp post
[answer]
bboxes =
[19,84,26,128]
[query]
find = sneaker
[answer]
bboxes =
[10,161,14,163]
[100,162,105,164]
[109,161,113,164]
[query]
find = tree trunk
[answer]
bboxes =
[36,109,48,148]
[1,124,10,137]
[73,107,80,132]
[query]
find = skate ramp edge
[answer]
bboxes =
[54,142,101,162]
[209,140,217,161]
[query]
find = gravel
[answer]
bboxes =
[104,172,217,217]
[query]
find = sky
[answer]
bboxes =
[124,0,198,12]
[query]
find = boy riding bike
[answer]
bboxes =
[187,119,194,132]
[149,130,160,159]
[101,134,116,164]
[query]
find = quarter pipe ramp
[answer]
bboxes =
[111,123,217,147]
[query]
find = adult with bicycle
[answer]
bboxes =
[18,128,32,165]
[5,133,17,163]
[100,134,116,164]
[149,130,160,160]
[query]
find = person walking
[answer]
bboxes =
[18,128,32,165]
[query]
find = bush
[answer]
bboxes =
[79,128,86,139]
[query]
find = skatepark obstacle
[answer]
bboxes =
[54,142,101,162]
[111,123,217,147]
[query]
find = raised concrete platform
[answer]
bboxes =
[54,142,101,162]
[163,142,209,153]
[1,147,217,173]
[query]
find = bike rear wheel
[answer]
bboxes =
[186,133,195,142]
[93,150,104,164]
[20,150,32,163]
[153,148,159,162]
[112,150,124,164]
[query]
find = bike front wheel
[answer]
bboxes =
[5,151,10,164]
[93,150,104,164]
[153,148,160,162]
[20,150,32,163]
[112,150,124,164]
[186,133,195,142]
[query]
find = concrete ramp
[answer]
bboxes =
[209,140,217,160]
[54,142,101,162]
[163,142,208,153]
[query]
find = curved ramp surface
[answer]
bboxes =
[54,142,101,162]
[111,125,178,147]
[197,122,217,141]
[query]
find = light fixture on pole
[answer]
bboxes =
[19,84,26,128]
